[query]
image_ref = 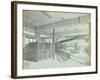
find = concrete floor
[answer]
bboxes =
[23,52,89,69]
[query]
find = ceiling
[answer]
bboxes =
[23,10,90,37]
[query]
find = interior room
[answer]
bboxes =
[23,10,91,69]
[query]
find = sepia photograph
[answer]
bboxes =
[23,10,91,69]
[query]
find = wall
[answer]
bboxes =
[0,0,100,80]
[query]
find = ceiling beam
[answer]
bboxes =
[38,15,90,30]
[41,11,52,18]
